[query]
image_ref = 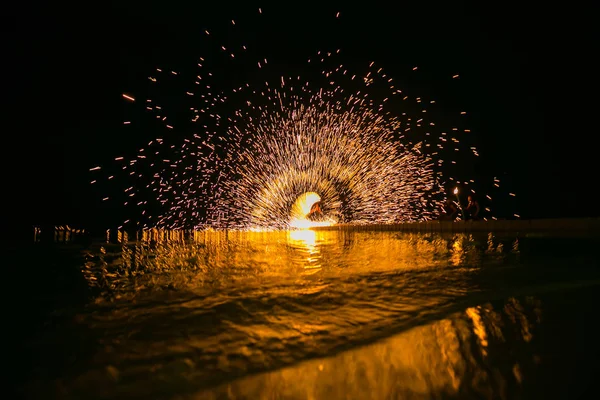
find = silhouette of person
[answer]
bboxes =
[441,199,459,221]
[465,195,480,220]
[307,201,323,221]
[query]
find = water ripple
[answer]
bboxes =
[22,230,600,399]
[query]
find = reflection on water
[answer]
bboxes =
[32,225,86,243]
[288,230,322,269]
[23,230,600,399]
[198,297,543,400]
[83,229,506,297]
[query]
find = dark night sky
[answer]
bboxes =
[4,1,597,234]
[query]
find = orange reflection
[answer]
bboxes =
[195,297,541,400]
[68,231,549,400]
[287,229,322,269]
[82,230,493,294]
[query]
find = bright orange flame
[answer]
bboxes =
[289,192,335,229]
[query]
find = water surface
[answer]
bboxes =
[17,230,600,399]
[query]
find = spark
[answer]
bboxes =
[98,9,512,229]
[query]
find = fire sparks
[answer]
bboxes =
[95,8,515,230]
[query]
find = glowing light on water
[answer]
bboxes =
[288,229,317,247]
[194,297,542,399]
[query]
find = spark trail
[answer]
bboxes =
[91,9,513,230]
